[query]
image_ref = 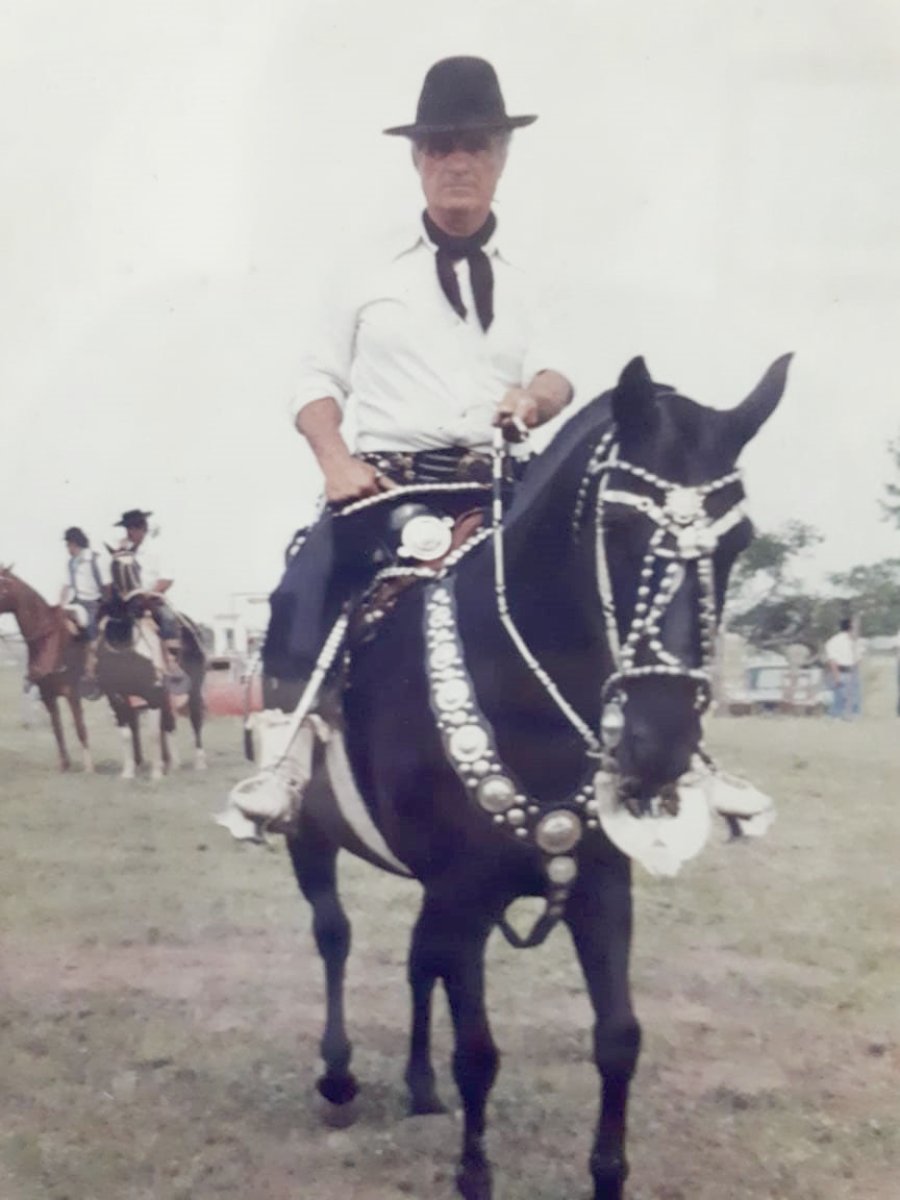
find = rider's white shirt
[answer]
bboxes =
[288,218,573,452]
[128,538,167,592]
[61,549,109,603]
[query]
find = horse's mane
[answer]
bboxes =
[501,390,613,540]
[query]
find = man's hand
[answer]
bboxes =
[494,387,540,434]
[493,371,574,440]
[322,455,395,504]
[297,396,395,503]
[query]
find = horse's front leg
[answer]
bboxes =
[567,851,642,1200]
[421,894,498,1200]
[67,688,93,772]
[112,699,139,779]
[43,690,71,771]
[286,808,358,1115]
[404,899,448,1115]
[188,677,207,770]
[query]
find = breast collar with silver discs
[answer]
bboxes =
[425,578,601,946]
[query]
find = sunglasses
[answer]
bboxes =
[418,130,500,157]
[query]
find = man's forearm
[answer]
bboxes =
[525,370,574,424]
[295,396,355,470]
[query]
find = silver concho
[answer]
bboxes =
[400,514,453,561]
[448,724,490,762]
[546,855,578,885]
[506,806,526,826]
[428,607,454,630]
[535,810,583,854]
[666,486,704,525]
[429,642,458,672]
[476,774,516,813]
[435,679,470,712]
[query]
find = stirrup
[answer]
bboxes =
[216,716,324,841]
[228,763,306,823]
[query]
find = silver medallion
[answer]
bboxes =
[535,810,582,854]
[449,724,490,763]
[435,678,470,712]
[476,774,516,813]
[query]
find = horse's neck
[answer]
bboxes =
[10,579,56,640]
[458,462,609,733]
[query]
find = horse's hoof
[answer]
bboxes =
[194,751,208,771]
[317,1073,359,1106]
[591,1154,628,1200]
[456,1161,492,1200]
[316,1093,359,1129]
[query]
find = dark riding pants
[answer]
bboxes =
[261,447,526,683]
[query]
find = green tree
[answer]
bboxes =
[827,559,900,636]
[728,522,828,651]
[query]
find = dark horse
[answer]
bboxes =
[97,550,208,779]
[0,567,94,771]
[282,356,790,1200]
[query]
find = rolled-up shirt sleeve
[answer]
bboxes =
[521,270,577,397]
[288,275,359,424]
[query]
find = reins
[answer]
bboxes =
[489,426,604,757]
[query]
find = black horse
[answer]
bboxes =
[96,551,208,778]
[283,355,790,1200]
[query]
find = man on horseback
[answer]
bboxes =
[113,508,185,686]
[60,526,108,639]
[222,57,574,836]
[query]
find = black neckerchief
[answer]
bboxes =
[422,210,496,331]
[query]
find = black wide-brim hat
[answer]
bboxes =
[384,56,537,138]
[115,509,153,528]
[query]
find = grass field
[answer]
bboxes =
[1,663,898,1200]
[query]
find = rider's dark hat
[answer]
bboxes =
[63,526,89,547]
[115,509,152,528]
[383,57,537,138]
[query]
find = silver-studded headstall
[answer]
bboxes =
[581,436,747,728]
[425,579,604,922]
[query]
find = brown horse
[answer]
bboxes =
[0,566,94,771]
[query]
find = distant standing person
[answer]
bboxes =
[824,616,862,720]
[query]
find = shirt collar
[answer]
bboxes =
[393,213,511,264]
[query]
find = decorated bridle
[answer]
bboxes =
[579,429,749,743]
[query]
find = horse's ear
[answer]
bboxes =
[729,354,793,448]
[612,356,657,437]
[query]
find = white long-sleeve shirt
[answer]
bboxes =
[61,549,109,603]
[288,217,572,452]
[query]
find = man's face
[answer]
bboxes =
[414,130,508,230]
[125,524,146,546]
[65,540,79,558]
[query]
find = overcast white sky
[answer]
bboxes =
[2,0,899,629]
